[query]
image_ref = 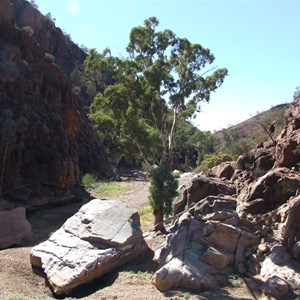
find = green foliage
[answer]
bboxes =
[85,17,227,166]
[81,173,97,186]
[82,174,129,197]
[174,119,214,167]
[93,182,128,197]
[226,273,243,287]
[138,206,154,230]
[29,0,38,9]
[195,153,232,172]
[45,12,55,25]
[120,269,152,280]
[148,163,178,219]
[294,86,300,102]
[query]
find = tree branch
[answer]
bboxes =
[257,121,276,144]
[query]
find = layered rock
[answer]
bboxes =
[0,0,113,204]
[237,167,300,214]
[173,175,236,216]
[152,195,258,292]
[31,199,146,295]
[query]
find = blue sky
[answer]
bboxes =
[35,0,300,132]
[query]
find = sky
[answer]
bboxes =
[34,0,300,132]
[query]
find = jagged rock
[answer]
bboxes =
[173,175,236,216]
[210,162,235,180]
[236,147,275,172]
[152,194,258,293]
[0,207,32,249]
[276,100,300,168]
[263,275,290,299]
[261,245,300,291]
[193,195,237,217]
[200,247,234,271]
[204,223,240,254]
[30,199,146,295]
[238,168,300,214]
[276,194,300,250]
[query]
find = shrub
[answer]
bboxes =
[81,173,97,186]
[198,153,232,170]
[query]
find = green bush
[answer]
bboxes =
[149,163,178,222]
[195,153,232,173]
[81,173,97,186]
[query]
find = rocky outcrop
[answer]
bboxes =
[0,0,113,204]
[0,207,32,249]
[152,195,258,292]
[153,101,300,296]
[276,100,300,168]
[31,199,146,295]
[237,167,300,214]
[173,175,236,216]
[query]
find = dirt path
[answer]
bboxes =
[0,175,263,300]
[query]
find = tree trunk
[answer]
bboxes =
[154,207,165,232]
[168,107,177,168]
[161,117,168,163]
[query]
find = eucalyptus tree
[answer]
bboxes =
[85,17,228,229]
[126,17,228,165]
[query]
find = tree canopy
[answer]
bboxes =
[85,16,228,167]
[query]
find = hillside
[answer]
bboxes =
[213,103,290,147]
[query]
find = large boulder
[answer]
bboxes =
[30,199,146,295]
[238,168,300,214]
[173,175,236,216]
[261,245,300,293]
[0,207,32,249]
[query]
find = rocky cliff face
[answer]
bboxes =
[0,0,113,205]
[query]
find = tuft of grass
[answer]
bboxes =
[120,270,152,280]
[226,273,243,287]
[81,173,129,197]
[138,206,154,231]
[93,182,128,197]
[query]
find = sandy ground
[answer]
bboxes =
[0,174,264,300]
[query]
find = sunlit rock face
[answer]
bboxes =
[31,199,146,296]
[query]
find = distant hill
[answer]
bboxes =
[213,103,290,148]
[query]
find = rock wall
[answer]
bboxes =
[0,0,114,204]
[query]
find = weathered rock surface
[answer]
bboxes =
[276,100,300,168]
[153,101,300,296]
[30,199,146,295]
[237,168,300,214]
[0,0,113,205]
[152,195,258,292]
[0,207,32,249]
[261,245,300,293]
[173,175,236,216]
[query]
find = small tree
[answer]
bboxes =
[148,163,178,231]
